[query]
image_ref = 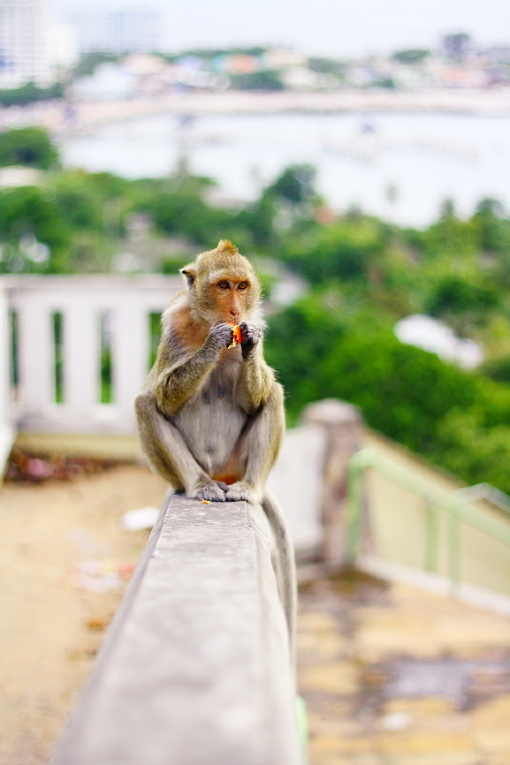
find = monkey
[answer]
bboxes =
[135,240,296,655]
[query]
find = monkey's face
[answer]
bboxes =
[203,275,255,324]
[182,242,262,324]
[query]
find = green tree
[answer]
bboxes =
[425,273,501,330]
[269,164,316,206]
[308,57,345,75]
[422,202,479,260]
[265,290,348,420]
[0,127,59,170]
[392,49,430,64]
[437,410,510,494]
[72,51,123,79]
[53,173,104,230]
[471,198,510,254]
[0,187,67,246]
[230,70,285,90]
[283,217,384,284]
[135,174,235,247]
[0,81,64,107]
[234,193,277,248]
[316,328,478,454]
[0,186,69,271]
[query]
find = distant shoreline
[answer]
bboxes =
[1,87,509,135]
[72,87,510,123]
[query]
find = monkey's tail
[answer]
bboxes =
[262,488,297,666]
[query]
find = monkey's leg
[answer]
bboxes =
[224,382,285,504]
[135,393,227,502]
[221,385,296,658]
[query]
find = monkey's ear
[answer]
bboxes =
[180,265,197,289]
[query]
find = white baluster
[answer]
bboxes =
[0,283,15,465]
[111,303,149,428]
[63,298,100,423]
[16,299,54,427]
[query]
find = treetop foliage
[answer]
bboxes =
[391,49,431,64]
[0,127,60,170]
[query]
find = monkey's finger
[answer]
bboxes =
[239,322,261,347]
[209,322,234,348]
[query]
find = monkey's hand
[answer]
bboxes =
[239,322,261,360]
[205,322,234,351]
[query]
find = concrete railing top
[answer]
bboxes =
[52,494,301,765]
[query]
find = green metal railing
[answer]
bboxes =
[346,448,510,590]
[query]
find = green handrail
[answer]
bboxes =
[346,448,510,589]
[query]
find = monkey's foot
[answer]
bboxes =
[224,481,260,504]
[193,480,227,502]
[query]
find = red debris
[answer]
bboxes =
[5,447,131,483]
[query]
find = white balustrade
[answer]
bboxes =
[2,275,182,436]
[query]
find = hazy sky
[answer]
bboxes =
[57,0,510,57]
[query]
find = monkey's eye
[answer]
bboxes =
[217,280,230,289]
[237,281,248,290]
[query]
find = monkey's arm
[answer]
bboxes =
[155,323,233,416]
[237,351,276,411]
[235,323,275,412]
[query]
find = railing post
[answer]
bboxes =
[0,280,15,469]
[345,450,369,565]
[425,497,440,574]
[447,497,462,591]
[301,399,364,570]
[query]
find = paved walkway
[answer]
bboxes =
[298,570,510,765]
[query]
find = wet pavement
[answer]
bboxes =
[297,570,510,765]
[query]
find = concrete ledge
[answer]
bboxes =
[14,432,141,460]
[52,494,300,765]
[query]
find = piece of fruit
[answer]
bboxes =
[228,323,243,346]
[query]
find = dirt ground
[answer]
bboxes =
[0,463,167,765]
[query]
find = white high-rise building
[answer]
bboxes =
[68,7,162,54]
[0,0,52,88]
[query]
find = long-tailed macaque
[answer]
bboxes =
[135,240,296,650]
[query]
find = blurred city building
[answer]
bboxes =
[66,6,163,54]
[0,0,52,87]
